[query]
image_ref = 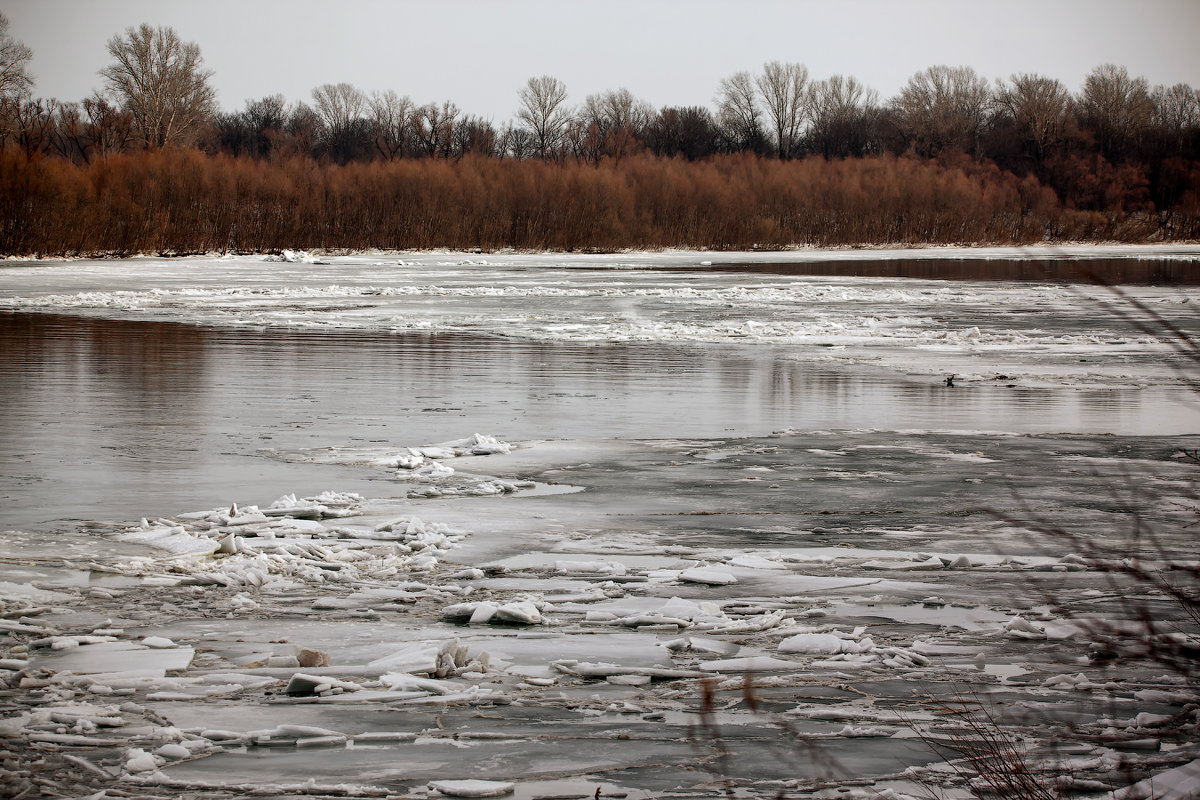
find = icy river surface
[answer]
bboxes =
[1,246,1199,800]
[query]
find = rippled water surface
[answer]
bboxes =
[2,267,1198,530]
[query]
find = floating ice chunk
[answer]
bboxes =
[1003,615,1047,639]
[369,643,441,675]
[416,447,457,459]
[428,779,516,798]
[142,636,176,649]
[879,647,929,668]
[382,673,458,695]
[155,743,190,759]
[119,526,219,557]
[124,747,161,774]
[678,567,737,585]
[469,603,498,625]
[658,596,722,620]
[389,453,426,469]
[553,661,706,680]
[252,724,346,741]
[779,633,876,655]
[268,490,365,518]
[0,714,29,738]
[0,619,57,635]
[284,673,361,696]
[214,507,270,526]
[494,601,543,625]
[861,556,945,571]
[1131,712,1173,728]
[464,434,511,455]
[607,674,652,686]
[415,461,456,479]
[32,641,194,676]
[0,581,74,603]
[1042,672,1095,690]
[728,554,787,570]
[443,600,542,626]
[698,656,798,672]
[1114,758,1200,800]
[555,560,627,576]
[216,534,243,554]
[272,249,321,264]
[40,634,117,650]
[198,729,250,742]
[838,724,899,737]
[663,636,739,656]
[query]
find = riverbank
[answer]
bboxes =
[4,150,1197,258]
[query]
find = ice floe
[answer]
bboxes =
[3,420,1199,798]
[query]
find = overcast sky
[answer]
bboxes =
[4,0,1198,121]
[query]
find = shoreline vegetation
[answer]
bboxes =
[2,19,1198,258]
[2,148,1198,258]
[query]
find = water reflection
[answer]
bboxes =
[696,258,1200,284]
[1,312,1196,530]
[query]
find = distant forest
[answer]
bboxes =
[1,17,1198,255]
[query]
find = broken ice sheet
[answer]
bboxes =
[3,426,1199,798]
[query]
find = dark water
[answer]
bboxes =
[700,257,1200,284]
[2,311,1197,531]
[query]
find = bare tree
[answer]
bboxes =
[892,64,991,157]
[12,97,56,158]
[414,100,459,158]
[100,24,216,148]
[582,88,652,137]
[993,73,1072,166]
[214,95,287,158]
[715,70,765,152]
[82,94,134,158]
[1150,82,1199,154]
[807,74,880,158]
[516,75,570,159]
[0,14,34,148]
[645,106,719,159]
[311,82,372,162]
[497,123,537,160]
[756,61,809,158]
[0,12,33,100]
[51,101,87,161]
[368,89,414,160]
[579,88,653,162]
[311,82,366,135]
[1078,64,1154,161]
[452,115,496,158]
[279,101,322,158]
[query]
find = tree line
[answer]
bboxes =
[1,16,1198,255]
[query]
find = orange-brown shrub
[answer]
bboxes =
[0,148,1182,257]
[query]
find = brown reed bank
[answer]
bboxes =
[1,149,1193,257]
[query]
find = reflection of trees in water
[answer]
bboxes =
[0,312,209,421]
[699,258,1200,284]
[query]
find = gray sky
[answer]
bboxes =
[4,0,1198,121]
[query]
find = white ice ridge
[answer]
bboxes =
[99,435,523,586]
[295,434,531,498]
[1,281,1178,349]
[108,491,461,588]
